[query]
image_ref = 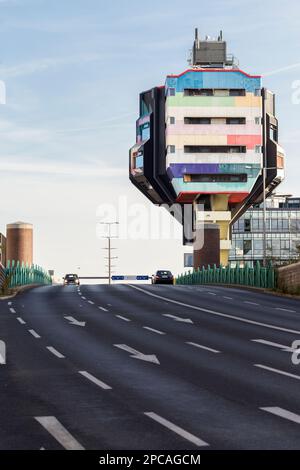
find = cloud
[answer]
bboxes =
[0,159,127,177]
[0,53,105,78]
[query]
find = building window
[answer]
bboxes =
[243,240,252,255]
[184,89,213,96]
[254,89,261,96]
[169,88,176,96]
[255,117,261,125]
[255,145,262,153]
[169,117,175,125]
[184,145,246,154]
[184,174,247,183]
[244,219,251,232]
[184,253,194,268]
[229,89,246,96]
[168,145,176,154]
[184,117,211,125]
[226,117,246,125]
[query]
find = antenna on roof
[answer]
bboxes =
[218,30,223,41]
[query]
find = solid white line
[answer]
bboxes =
[9,308,16,314]
[17,317,26,325]
[78,371,112,390]
[47,347,65,359]
[276,307,296,313]
[116,315,131,322]
[99,307,108,312]
[254,364,300,381]
[144,412,209,447]
[244,301,259,306]
[29,329,41,339]
[261,407,300,424]
[88,300,94,305]
[35,416,84,450]
[143,326,166,335]
[252,339,292,351]
[129,285,300,335]
[186,342,221,354]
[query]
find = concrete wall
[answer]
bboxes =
[277,262,300,294]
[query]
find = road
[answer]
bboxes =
[0,283,300,450]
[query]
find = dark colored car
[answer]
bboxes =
[63,274,80,286]
[152,270,174,285]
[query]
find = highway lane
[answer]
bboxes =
[0,284,300,449]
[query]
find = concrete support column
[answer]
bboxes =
[193,223,220,269]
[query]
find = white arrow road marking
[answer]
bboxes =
[99,307,108,312]
[114,344,160,364]
[252,339,293,352]
[78,371,112,390]
[9,308,16,314]
[186,342,220,354]
[29,329,41,339]
[64,316,86,327]
[144,412,209,447]
[129,285,300,335]
[47,347,65,359]
[0,340,6,365]
[17,317,26,325]
[254,364,300,381]
[35,417,84,450]
[261,407,300,425]
[163,314,193,324]
[143,326,166,335]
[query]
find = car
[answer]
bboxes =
[152,270,174,285]
[63,274,80,286]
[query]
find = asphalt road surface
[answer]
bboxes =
[0,283,300,450]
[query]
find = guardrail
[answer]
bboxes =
[176,262,277,289]
[3,260,52,290]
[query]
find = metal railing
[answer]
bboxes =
[176,262,277,289]
[3,260,52,290]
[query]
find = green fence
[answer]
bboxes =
[4,260,52,289]
[176,262,277,289]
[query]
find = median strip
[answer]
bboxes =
[28,329,41,339]
[35,416,84,450]
[144,412,209,447]
[254,364,300,381]
[46,346,65,359]
[78,371,112,390]
[186,342,220,354]
[261,407,300,425]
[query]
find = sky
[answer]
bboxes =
[0,0,299,280]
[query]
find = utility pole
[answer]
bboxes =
[99,222,119,285]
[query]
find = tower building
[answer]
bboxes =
[130,30,285,267]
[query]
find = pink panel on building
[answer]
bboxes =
[227,134,262,149]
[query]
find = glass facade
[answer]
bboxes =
[229,196,300,267]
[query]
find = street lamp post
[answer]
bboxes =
[99,222,119,285]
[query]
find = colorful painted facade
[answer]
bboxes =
[130,31,285,267]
